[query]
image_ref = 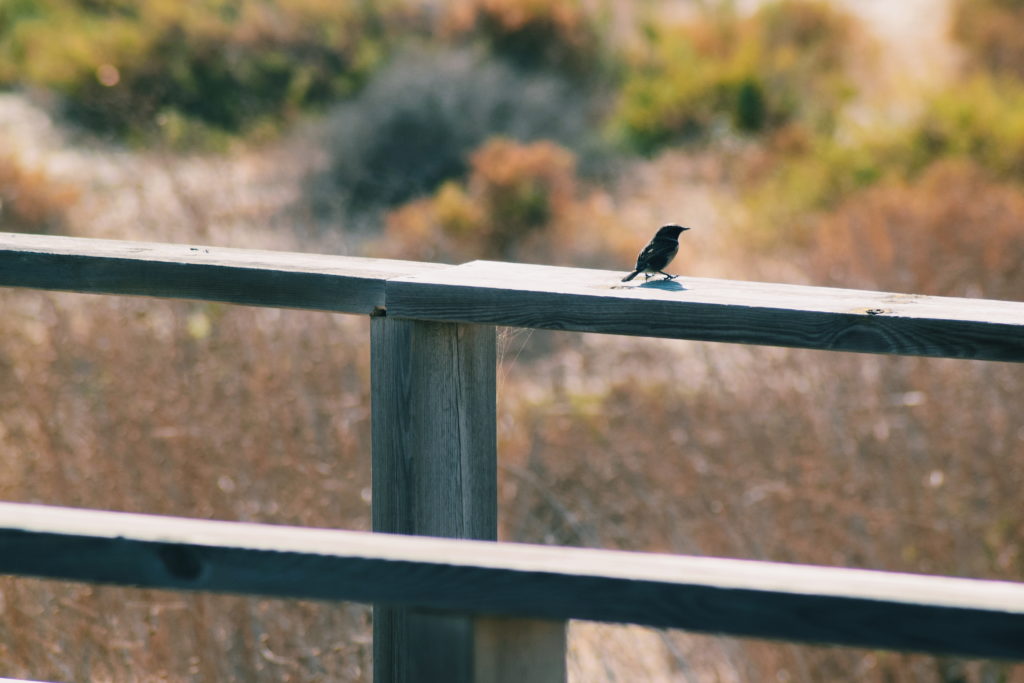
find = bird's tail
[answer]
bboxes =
[621,271,640,282]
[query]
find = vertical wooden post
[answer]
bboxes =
[370,315,566,682]
[371,317,496,683]
[371,317,497,540]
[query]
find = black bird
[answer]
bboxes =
[622,224,690,282]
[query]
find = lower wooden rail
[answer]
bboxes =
[2,502,1023,660]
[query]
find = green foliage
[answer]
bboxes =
[0,0,394,146]
[611,37,737,153]
[610,0,859,155]
[738,130,894,247]
[733,77,767,132]
[739,74,1024,247]
[907,75,1024,179]
[0,0,44,34]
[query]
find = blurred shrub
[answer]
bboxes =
[951,0,1024,79]
[382,137,577,261]
[611,0,860,154]
[814,160,1024,300]
[739,75,1024,247]
[440,0,608,79]
[0,0,394,145]
[0,154,78,233]
[320,49,594,215]
[907,75,1024,180]
[0,0,42,35]
[736,127,898,247]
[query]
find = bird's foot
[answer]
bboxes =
[660,273,678,281]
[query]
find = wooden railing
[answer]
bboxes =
[2,231,1024,681]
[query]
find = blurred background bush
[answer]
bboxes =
[0,153,78,232]
[0,0,397,146]
[952,0,1024,79]
[315,48,599,218]
[610,0,861,154]
[2,0,1024,681]
[381,136,579,261]
[440,0,611,79]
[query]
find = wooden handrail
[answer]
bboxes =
[3,232,1023,361]
[0,232,444,314]
[2,502,1024,659]
[389,260,1024,361]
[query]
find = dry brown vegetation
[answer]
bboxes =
[952,0,1024,79]
[814,160,1024,299]
[0,154,78,234]
[382,137,580,262]
[2,1,1024,681]
[0,292,375,680]
[440,0,606,77]
[380,136,638,267]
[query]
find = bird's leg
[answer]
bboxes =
[643,272,652,281]
[658,272,678,280]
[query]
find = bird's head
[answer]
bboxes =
[656,224,690,239]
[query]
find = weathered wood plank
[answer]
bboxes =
[370,318,497,540]
[387,261,1024,362]
[2,503,1024,658]
[6,234,1023,361]
[370,318,502,682]
[0,232,444,314]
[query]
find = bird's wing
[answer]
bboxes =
[634,242,660,269]
[635,239,676,269]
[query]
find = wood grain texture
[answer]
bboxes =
[6,233,1023,361]
[370,319,498,682]
[370,319,497,539]
[2,502,1024,658]
[387,261,1024,362]
[0,232,444,314]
